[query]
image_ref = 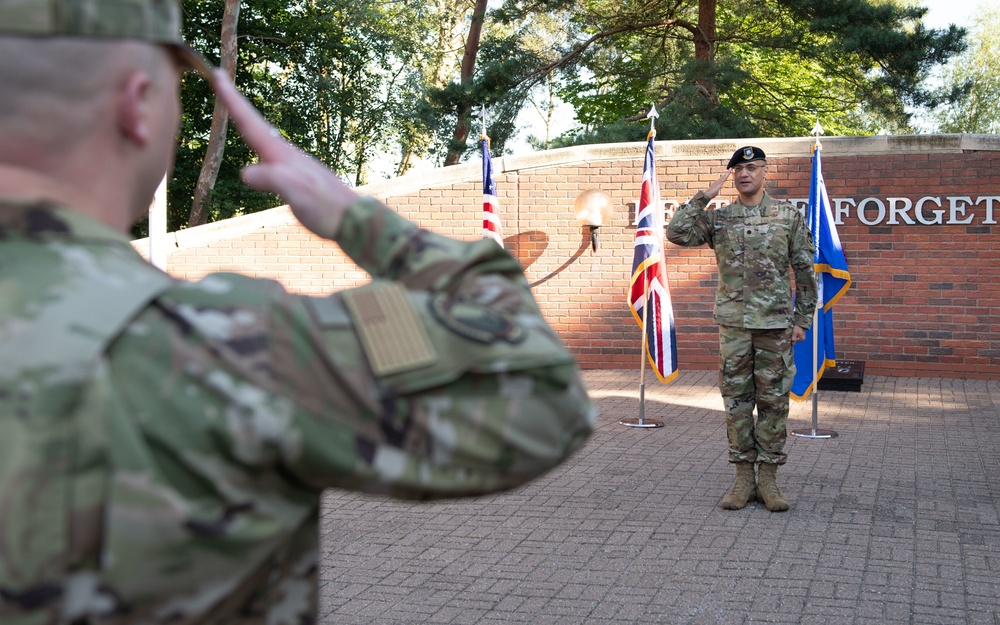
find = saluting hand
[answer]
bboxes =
[211,70,359,240]
[703,169,731,202]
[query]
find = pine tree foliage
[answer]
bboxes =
[493,0,968,144]
[151,0,967,235]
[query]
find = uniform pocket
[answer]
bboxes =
[780,346,796,394]
[756,222,790,257]
[713,222,744,259]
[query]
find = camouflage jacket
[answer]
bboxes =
[666,191,817,329]
[0,196,594,625]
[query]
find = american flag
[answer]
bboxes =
[628,131,678,384]
[482,137,503,246]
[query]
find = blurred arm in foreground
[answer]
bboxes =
[0,6,593,622]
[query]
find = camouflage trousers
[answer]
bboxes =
[178,518,320,625]
[718,326,795,465]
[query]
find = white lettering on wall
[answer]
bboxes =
[834,198,855,224]
[887,198,916,225]
[662,194,998,226]
[949,196,976,225]
[977,196,999,225]
[858,198,886,226]
[915,197,944,225]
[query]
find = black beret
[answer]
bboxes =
[727,146,766,169]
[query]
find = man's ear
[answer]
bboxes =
[118,71,153,146]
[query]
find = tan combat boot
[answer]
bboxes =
[720,461,757,510]
[756,462,789,512]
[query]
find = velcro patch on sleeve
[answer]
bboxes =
[342,282,437,376]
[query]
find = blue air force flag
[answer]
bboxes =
[791,143,852,401]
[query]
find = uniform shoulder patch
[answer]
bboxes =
[342,282,437,376]
[429,293,526,344]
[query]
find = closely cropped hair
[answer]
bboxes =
[0,37,160,153]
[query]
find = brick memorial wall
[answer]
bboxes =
[137,135,1000,379]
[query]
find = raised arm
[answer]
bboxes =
[116,72,597,500]
[666,170,730,248]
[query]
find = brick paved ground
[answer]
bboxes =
[318,370,1000,624]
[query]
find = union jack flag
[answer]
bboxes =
[482,137,503,246]
[628,131,678,384]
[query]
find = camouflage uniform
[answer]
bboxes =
[0,196,595,625]
[667,191,816,465]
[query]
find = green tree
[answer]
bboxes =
[188,0,240,228]
[147,0,968,236]
[485,0,967,145]
[144,0,432,236]
[442,0,490,166]
[418,4,574,163]
[933,4,1000,133]
[395,0,480,175]
[266,0,425,185]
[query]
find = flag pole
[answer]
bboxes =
[639,272,651,419]
[621,105,664,429]
[620,265,664,428]
[793,122,838,439]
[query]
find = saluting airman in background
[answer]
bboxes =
[668,146,817,512]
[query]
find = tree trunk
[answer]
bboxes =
[443,0,488,166]
[397,0,470,175]
[397,150,414,176]
[188,0,241,228]
[695,0,719,105]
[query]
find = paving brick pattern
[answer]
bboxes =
[318,370,1000,624]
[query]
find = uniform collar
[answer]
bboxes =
[0,196,134,246]
[729,193,773,216]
